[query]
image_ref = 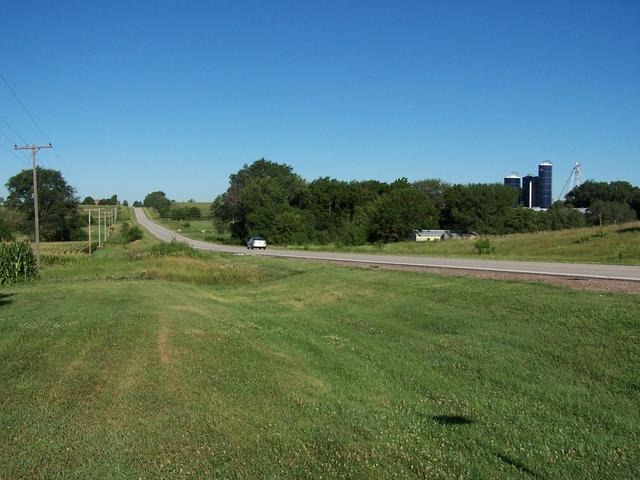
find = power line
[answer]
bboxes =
[0,113,28,144]
[0,126,16,144]
[0,72,50,142]
[0,142,30,166]
[0,122,32,165]
[0,71,73,179]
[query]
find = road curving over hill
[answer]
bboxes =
[134,207,640,282]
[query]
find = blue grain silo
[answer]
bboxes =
[537,161,553,209]
[522,175,539,208]
[503,173,521,207]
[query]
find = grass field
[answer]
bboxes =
[170,201,212,217]
[280,222,640,265]
[0,222,638,478]
[144,207,230,242]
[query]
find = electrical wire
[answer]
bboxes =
[0,113,27,145]
[0,71,51,143]
[0,70,74,180]
[0,142,30,167]
[0,119,33,167]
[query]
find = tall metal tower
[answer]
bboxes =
[558,162,586,200]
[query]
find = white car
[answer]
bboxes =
[246,236,267,249]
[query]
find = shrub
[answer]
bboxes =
[588,201,637,225]
[474,238,495,255]
[169,207,202,220]
[576,229,609,244]
[0,215,14,242]
[0,242,38,285]
[150,240,199,258]
[120,222,144,244]
[338,221,367,246]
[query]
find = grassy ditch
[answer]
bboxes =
[282,222,640,265]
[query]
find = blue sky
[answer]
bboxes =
[0,0,638,202]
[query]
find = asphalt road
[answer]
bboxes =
[134,208,640,282]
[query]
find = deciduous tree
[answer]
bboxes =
[6,167,85,241]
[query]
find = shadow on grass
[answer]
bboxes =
[496,453,541,478]
[617,227,640,234]
[432,415,473,425]
[0,293,14,307]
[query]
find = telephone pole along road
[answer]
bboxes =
[134,207,640,282]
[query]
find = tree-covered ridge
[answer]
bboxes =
[210,159,625,245]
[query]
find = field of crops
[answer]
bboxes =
[39,241,91,255]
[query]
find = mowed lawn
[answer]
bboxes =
[0,242,639,478]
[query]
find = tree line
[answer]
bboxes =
[141,192,203,220]
[210,159,640,245]
[81,194,119,206]
[1,168,124,242]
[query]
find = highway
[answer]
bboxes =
[134,208,640,282]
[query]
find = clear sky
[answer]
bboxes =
[0,0,638,203]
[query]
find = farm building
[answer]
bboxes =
[412,229,451,242]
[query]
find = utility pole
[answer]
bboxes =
[104,211,108,242]
[98,209,101,247]
[14,143,53,266]
[88,210,92,254]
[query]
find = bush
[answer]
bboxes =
[150,240,199,258]
[0,215,15,242]
[588,201,637,225]
[338,221,368,246]
[0,242,38,285]
[169,207,202,221]
[576,229,608,244]
[474,238,495,255]
[120,222,144,244]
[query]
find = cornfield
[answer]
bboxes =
[0,242,39,285]
[40,241,92,255]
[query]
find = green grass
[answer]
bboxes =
[0,231,638,478]
[281,222,640,265]
[144,207,231,242]
[171,201,212,216]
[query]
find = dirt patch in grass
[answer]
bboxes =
[194,291,235,304]
[49,347,91,400]
[169,304,209,316]
[285,288,347,310]
[157,317,174,365]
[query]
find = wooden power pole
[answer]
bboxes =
[14,143,53,266]
[88,209,92,254]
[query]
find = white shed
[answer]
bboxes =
[412,229,450,242]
